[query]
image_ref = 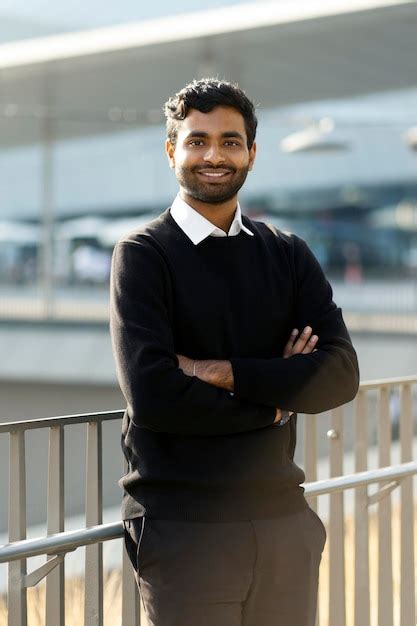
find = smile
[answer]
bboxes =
[197,171,232,179]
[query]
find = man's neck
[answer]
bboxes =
[180,190,238,233]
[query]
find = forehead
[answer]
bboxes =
[177,106,247,139]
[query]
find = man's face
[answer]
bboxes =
[165,105,256,205]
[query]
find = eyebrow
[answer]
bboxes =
[185,130,245,142]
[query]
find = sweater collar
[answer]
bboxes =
[170,194,254,245]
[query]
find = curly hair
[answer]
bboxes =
[164,78,258,149]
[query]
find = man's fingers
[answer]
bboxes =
[282,328,298,358]
[301,335,318,354]
[274,408,282,423]
[282,326,319,358]
[291,326,313,353]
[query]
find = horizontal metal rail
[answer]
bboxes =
[304,460,417,497]
[1,461,416,565]
[358,373,417,390]
[0,522,123,564]
[0,409,124,433]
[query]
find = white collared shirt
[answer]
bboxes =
[170,194,254,245]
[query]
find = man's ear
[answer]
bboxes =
[248,141,257,171]
[165,138,176,169]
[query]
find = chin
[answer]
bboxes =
[185,185,240,205]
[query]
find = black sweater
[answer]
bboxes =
[110,208,359,521]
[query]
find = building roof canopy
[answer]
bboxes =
[1,0,416,148]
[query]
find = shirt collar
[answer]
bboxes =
[170,194,254,245]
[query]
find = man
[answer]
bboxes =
[110,78,359,626]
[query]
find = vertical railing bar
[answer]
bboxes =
[354,389,370,626]
[84,421,103,626]
[377,385,394,626]
[122,535,141,626]
[399,384,416,626]
[121,459,141,626]
[304,414,318,509]
[328,406,346,626]
[46,426,65,626]
[8,430,27,626]
[303,414,321,626]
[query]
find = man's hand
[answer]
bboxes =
[282,326,318,359]
[274,326,318,423]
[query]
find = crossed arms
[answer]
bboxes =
[110,236,359,437]
[177,326,319,424]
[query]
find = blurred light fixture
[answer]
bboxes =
[395,201,417,230]
[280,117,350,153]
[404,126,417,150]
[123,108,138,123]
[108,107,123,122]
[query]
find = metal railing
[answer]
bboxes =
[0,410,124,626]
[1,375,417,626]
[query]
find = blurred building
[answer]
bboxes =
[1,0,417,288]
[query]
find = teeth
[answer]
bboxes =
[201,172,227,177]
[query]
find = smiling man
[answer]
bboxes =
[110,78,359,626]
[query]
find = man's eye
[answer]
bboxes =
[189,140,204,146]
[225,141,240,146]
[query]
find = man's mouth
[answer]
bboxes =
[196,169,233,179]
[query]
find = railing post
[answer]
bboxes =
[328,406,346,626]
[354,389,370,626]
[303,414,320,626]
[8,430,27,626]
[122,461,141,626]
[377,385,394,626]
[399,384,416,626]
[84,421,103,626]
[304,414,318,508]
[46,425,65,626]
[122,534,141,626]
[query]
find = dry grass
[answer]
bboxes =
[1,505,416,626]
[318,503,417,626]
[0,569,123,626]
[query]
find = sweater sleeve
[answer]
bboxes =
[110,239,276,435]
[230,235,360,414]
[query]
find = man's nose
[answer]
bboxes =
[203,144,226,165]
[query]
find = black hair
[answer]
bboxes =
[164,78,257,149]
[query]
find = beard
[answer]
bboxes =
[175,163,250,204]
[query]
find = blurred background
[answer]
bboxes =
[1,0,417,530]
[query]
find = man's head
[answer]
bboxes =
[164,78,258,206]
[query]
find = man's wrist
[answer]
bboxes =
[274,410,295,426]
[195,360,234,392]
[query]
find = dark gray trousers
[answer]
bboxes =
[123,506,326,626]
